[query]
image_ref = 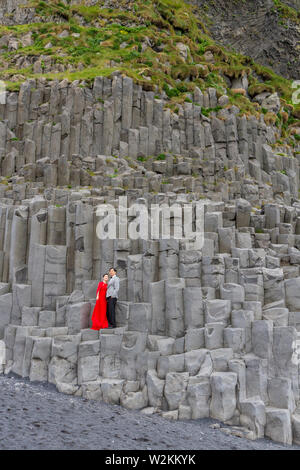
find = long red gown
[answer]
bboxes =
[90,282,108,330]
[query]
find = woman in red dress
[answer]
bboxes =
[90,274,109,330]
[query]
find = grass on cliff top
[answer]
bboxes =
[0,0,299,125]
[272,0,300,24]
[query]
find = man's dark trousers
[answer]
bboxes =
[107,296,117,327]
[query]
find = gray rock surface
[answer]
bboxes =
[0,71,299,447]
[190,0,300,80]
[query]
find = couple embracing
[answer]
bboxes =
[91,268,120,330]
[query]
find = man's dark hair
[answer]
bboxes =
[109,267,117,273]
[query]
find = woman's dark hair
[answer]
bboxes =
[102,273,108,278]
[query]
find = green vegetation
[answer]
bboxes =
[0,0,298,130]
[272,0,300,24]
[201,106,222,117]
[156,154,167,160]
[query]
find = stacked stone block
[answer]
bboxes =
[0,77,299,445]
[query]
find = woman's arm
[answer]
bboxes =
[96,282,101,300]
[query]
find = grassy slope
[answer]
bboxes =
[0,0,299,145]
[272,0,300,22]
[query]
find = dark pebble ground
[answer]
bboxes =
[0,373,299,450]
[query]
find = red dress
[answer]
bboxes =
[90,282,108,330]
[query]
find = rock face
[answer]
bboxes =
[190,0,300,80]
[0,73,299,445]
[0,0,299,447]
[0,0,36,25]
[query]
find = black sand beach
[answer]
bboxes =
[0,374,299,450]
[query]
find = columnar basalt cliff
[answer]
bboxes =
[0,0,300,447]
[0,75,299,445]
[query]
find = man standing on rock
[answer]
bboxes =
[106,268,120,328]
